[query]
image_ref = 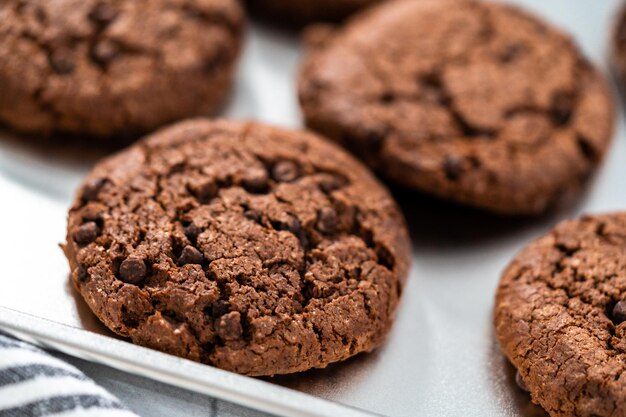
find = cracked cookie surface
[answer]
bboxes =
[299,0,614,215]
[63,119,411,376]
[495,213,626,417]
[0,0,243,139]
[245,0,384,24]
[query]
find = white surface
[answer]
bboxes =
[1,1,625,416]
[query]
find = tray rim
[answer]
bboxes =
[0,306,379,417]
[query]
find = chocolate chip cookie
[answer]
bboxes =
[0,0,244,139]
[63,119,411,376]
[245,0,384,25]
[299,0,614,215]
[495,213,626,417]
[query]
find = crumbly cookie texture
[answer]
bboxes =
[64,119,411,376]
[0,0,243,139]
[245,0,383,24]
[495,213,626,417]
[299,0,614,215]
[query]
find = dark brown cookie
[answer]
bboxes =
[63,119,411,376]
[0,0,244,139]
[299,0,614,215]
[613,3,626,95]
[495,213,626,417]
[245,0,384,25]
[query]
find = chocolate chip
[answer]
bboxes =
[319,175,345,193]
[380,92,396,104]
[49,50,75,75]
[183,223,202,243]
[81,178,106,202]
[612,301,626,324]
[204,47,228,72]
[443,155,462,181]
[74,221,100,245]
[316,207,338,234]
[243,210,262,223]
[272,215,309,248]
[189,180,217,203]
[119,257,147,284]
[577,135,598,164]
[178,245,204,265]
[500,42,525,63]
[33,6,46,23]
[273,215,301,235]
[75,265,88,282]
[88,3,118,25]
[242,169,269,193]
[91,40,119,66]
[216,311,243,341]
[551,92,574,126]
[515,371,530,392]
[272,161,300,183]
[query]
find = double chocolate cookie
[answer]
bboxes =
[495,213,626,417]
[613,3,626,95]
[63,119,411,376]
[245,0,384,25]
[299,0,614,215]
[0,0,243,139]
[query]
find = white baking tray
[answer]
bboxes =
[1,1,625,416]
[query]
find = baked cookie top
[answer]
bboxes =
[64,119,411,376]
[495,213,626,417]
[299,0,614,215]
[0,0,244,139]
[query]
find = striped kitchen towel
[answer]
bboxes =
[0,333,138,417]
